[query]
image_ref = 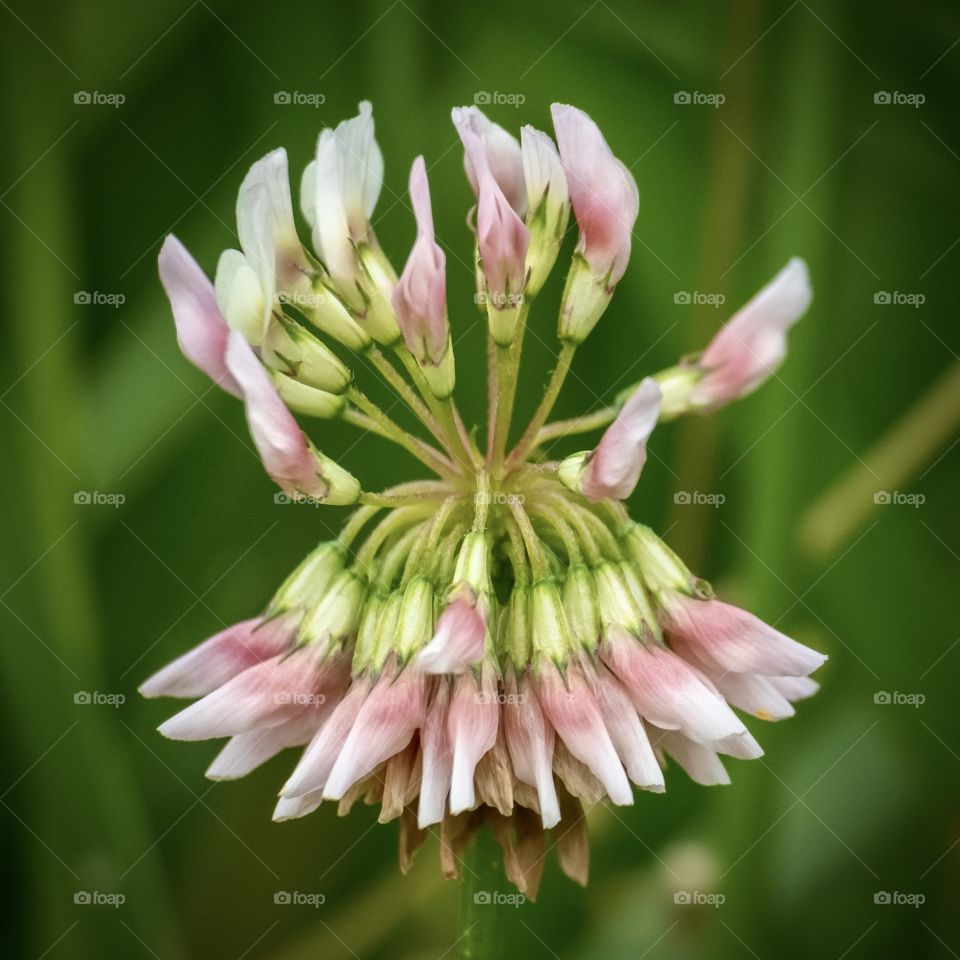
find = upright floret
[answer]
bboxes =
[146,102,823,900]
[551,103,639,343]
[392,157,454,399]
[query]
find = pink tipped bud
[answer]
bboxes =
[392,157,450,367]
[452,106,526,216]
[280,679,371,799]
[139,616,296,699]
[415,592,486,674]
[601,626,748,744]
[446,663,499,814]
[453,111,529,331]
[225,332,359,503]
[418,679,453,827]
[692,258,811,407]
[594,666,664,791]
[561,377,661,502]
[158,236,240,396]
[661,593,827,677]
[550,104,638,284]
[157,646,349,741]
[322,664,426,801]
[502,672,561,828]
[535,661,633,806]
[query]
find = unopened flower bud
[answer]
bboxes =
[297,569,366,649]
[271,373,345,419]
[262,315,351,394]
[396,577,435,662]
[563,564,599,648]
[552,103,638,342]
[621,524,695,596]
[269,540,347,615]
[521,126,569,297]
[530,579,572,663]
[225,332,360,503]
[215,248,266,345]
[504,583,531,669]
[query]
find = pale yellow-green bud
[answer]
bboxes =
[298,568,366,650]
[563,564,599,648]
[269,540,347,615]
[530,579,572,664]
[272,373,345,419]
[262,316,351,394]
[558,253,613,344]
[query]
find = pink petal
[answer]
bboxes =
[452,106,526,215]
[453,115,528,299]
[224,331,327,498]
[535,661,632,805]
[582,378,661,501]
[392,157,448,363]
[415,595,486,674]
[418,678,453,827]
[662,594,827,677]
[689,663,795,721]
[648,726,730,786]
[769,675,820,701]
[550,104,638,283]
[273,788,325,821]
[693,258,811,406]
[158,236,240,396]
[323,665,426,800]
[502,672,560,827]
[139,616,296,699]
[594,666,664,791]
[446,664,499,814]
[157,646,349,741]
[205,704,333,780]
[280,678,372,798]
[601,627,748,743]
[237,148,307,293]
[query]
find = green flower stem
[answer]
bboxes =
[535,403,619,446]
[489,305,530,472]
[459,828,504,960]
[508,499,549,578]
[507,342,576,469]
[346,388,459,479]
[365,345,453,451]
[394,346,477,470]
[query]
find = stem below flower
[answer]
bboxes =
[459,827,503,960]
[506,342,576,470]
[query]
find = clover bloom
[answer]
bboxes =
[144,102,823,899]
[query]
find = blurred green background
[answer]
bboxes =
[2,0,958,956]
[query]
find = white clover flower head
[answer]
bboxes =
[147,102,821,899]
